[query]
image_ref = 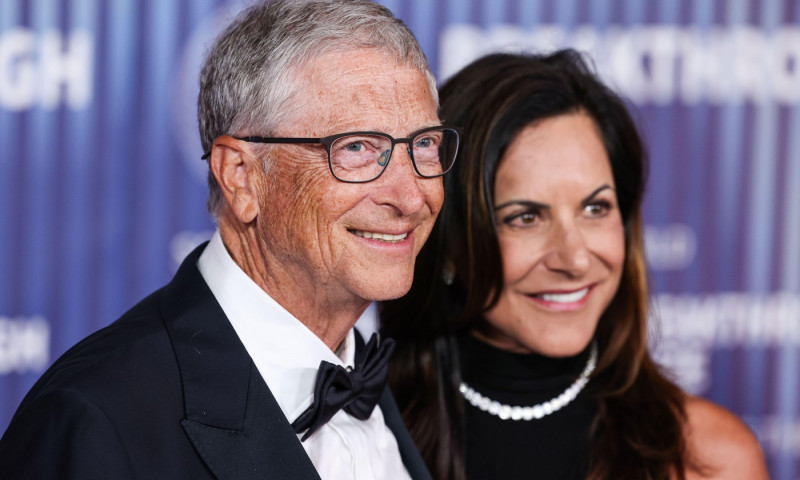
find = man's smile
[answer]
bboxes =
[348,229,408,243]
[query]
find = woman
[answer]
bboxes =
[380,50,767,480]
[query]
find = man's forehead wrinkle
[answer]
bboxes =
[287,54,434,137]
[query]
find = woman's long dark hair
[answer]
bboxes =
[381,49,693,480]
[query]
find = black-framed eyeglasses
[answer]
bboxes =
[202,126,461,183]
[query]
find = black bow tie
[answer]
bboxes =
[291,333,395,441]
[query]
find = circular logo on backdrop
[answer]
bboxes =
[171,2,248,183]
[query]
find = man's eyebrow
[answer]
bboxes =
[417,121,444,130]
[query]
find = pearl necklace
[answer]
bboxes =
[459,342,598,421]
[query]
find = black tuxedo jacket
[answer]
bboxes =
[0,244,431,480]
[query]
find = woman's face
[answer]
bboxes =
[476,111,625,357]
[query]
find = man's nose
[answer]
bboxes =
[373,145,427,216]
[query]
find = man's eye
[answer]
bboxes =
[414,137,433,149]
[343,142,365,152]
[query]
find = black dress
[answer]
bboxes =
[459,334,597,480]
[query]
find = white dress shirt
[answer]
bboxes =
[197,231,411,480]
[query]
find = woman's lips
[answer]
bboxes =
[526,286,593,311]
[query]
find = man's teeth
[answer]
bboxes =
[538,288,589,303]
[352,230,407,243]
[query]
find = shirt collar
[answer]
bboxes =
[197,231,359,422]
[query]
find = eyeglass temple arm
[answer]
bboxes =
[201,136,324,160]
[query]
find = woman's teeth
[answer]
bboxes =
[538,288,589,303]
[351,230,407,243]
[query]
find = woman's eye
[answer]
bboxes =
[503,210,540,227]
[585,200,611,217]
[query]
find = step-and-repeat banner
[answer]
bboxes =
[1,0,799,477]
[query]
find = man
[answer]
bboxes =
[0,1,460,478]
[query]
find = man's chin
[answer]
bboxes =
[355,278,414,302]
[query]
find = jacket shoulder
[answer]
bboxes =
[22,287,174,401]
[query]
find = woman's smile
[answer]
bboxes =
[525,285,593,311]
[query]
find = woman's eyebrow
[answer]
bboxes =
[494,199,549,210]
[581,184,614,203]
[495,185,615,211]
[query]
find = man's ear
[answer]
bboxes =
[208,136,261,224]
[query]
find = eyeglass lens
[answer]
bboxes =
[329,128,458,182]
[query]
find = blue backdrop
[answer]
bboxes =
[1,1,799,477]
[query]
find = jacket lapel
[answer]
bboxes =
[379,388,434,480]
[161,244,321,480]
[353,330,433,480]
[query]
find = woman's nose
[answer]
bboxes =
[542,221,591,278]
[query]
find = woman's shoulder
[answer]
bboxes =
[683,395,769,479]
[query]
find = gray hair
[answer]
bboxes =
[198,0,438,215]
